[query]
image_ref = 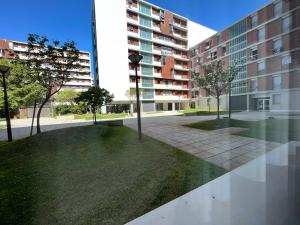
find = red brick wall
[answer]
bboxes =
[160,11,173,36]
[161,56,174,79]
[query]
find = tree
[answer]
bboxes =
[26,34,80,134]
[194,60,240,120]
[75,87,113,124]
[55,88,78,104]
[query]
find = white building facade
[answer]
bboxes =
[92,0,215,112]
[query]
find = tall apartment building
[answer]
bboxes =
[190,0,300,112]
[92,0,215,112]
[0,39,93,92]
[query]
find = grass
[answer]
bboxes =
[74,113,128,120]
[0,125,225,225]
[187,118,300,143]
[0,125,6,129]
[179,109,228,116]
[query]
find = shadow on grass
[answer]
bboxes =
[186,118,300,143]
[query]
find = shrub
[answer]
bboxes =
[54,104,88,116]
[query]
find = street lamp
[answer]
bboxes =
[128,53,143,140]
[0,64,12,142]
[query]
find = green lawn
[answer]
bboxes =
[0,125,6,129]
[187,118,300,143]
[180,109,229,116]
[0,125,225,225]
[74,113,128,120]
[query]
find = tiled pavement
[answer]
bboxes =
[125,114,281,170]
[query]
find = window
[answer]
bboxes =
[139,3,151,16]
[251,14,258,28]
[258,26,265,42]
[140,41,152,52]
[222,46,226,56]
[129,39,135,45]
[161,47,172,56]
[258,61,265,73]
[272,75,281,90]
[140,29,152,40]
[251,79,257,92]
[141,65,153,76]
[210,51,217,60]
[162,56,166,65]
[142,78,154,87]
[251,48,258,60]
[282,15,292,32]
[274,1,282,18]
[129,26,134,32]
[205,41,211,50]
[281,54,292,66]
[169,24,174,33]
[273,94,281,104]
[141,53,152,64]
[8,42,13,49]
[139,16,152,28]
[272,38,282,53]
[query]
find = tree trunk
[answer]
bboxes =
[217,95,220,120]
[94,112,97,124]
[36,98,49,134]
[30,100,37,136]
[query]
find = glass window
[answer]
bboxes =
[143,89,154,99]
[141,53,152,64]
[251,79,257,92]
[282,54,292,65]
[162,56,166,65]
[272,75,281,90]
[282,15,292,32]
[140,28,152,40]
[161,47,172,56]
[139,16,152,28]
[274,1,282,17]
[273,38,282,53]
[258,61,265,72]
[258,26,265,42]
[273,94,281,104]
[141,65,153,76]
[251,48,258,60]
[140,40,152,52]
[142,77,154,87]
[251,15,258,27]
[139,3,151,16]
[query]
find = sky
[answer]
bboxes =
[1,0,270,73]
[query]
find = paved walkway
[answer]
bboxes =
[125,113,281,170]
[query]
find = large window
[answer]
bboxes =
[258,61,265,73]
[272,75,281,90]
[251,79,257,92]
[141,53,153,64]
[140,28,152,40]
[141,65,153,76]
[273,38,282,53]
[258,26,265,42]
[282,15,292,32]
[273,94,281,104]
[139,16,152,28]
[274,0,282,18]
[142,77,154,87]
[142,89,154,99]
[140,40,152,52]
[161,47,172,56]
[139,3,151,16]
[251,14,258,28]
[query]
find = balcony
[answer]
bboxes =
[174,65,189,71]
[172,22,187,30]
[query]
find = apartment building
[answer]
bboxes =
[0,39,93,92]
[190,0,300,112]
[92,0,215,112]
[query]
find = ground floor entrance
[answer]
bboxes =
[256,98,270,111]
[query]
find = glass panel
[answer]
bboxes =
[141,53,153,64]
[139,3,151,16]
[142,89,154,99]
[140,40,152,52]
[139,16,152,28]
[141,65,153,76]
[140,28,152,40]
[142,77,154,87]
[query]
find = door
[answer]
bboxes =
[257,99,270,111]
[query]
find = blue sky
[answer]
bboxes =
[1,0,270,71]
